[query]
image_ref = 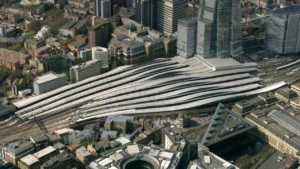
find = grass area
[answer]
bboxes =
[22,32,35,40]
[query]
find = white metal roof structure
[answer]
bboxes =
[13,56,285,122]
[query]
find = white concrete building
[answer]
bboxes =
[35,26,51,40]
[70,59,102,83]
[92,46,109,70]
[33,72,67,95]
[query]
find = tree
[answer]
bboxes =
[1,85,9,97]
[27,20,42,33]
[8,44,22,52]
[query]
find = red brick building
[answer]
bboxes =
[0,49,31,70]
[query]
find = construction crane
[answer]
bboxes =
[244,3,250,32]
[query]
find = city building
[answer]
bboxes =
[265,5,300,55]
[176,113,191,128]
[18,154,40,169]
[5,140,35,166]
[119,7,136,20]
[135,0,154,28]
[41,152,77,169]
[96,0,111,18]
[109,18,173,64]
[32,146,58,164]
[291,81,300,95]
[275,87,298,103]
[88,20,113,48]
[29,54,71,73]
[104,115,135,134]
[67,143,81,156]
[0,48,31,65]
[35,26,51,40]
[24,39,46,51]
[59,20,88,38]
[0,99,16,119]
[33,72,67,95]
[196,0,243,60]
[70,59,102,83]
[101,131,118,141]
[111,0,126,14]
[246,105,300,160]
[68,0,88,9]
[55,128,74,145]
[177,17,197,58]
[80,48,92,61]
[68,130,95,145]
[76,146,93,164]
[30,133,49,151]
[155,0,185,35]
[88,144,184,169]
[187,144,239,169]
[91,46,109,69]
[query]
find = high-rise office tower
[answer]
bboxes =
[135,0,155,29]
[88,20,113,48]
[96,0,112,18]
[196,0,243,59]
[155,0,185,35]
[177,17,197,58]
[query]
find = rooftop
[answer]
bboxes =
[272,4,300,15]
[33,146,56,159]
[20,154,39,166]
[60,20,77,30]
[246,104,300,151]
[34,72,66,85]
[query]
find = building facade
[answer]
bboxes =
[196,0,243,60]
[135,0,155,29]
[155,0,185,35]
[177,17,197,58]
[33,72,67,95]
[96,0,112,18]
[88,20,113,48]
[70,59,102,83]
[265,5,300,55]
[92,46,109,70]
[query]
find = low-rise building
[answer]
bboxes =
[33,72,67,95]
[275,87,298,103]
[18,154,40,169]
[59,20,87,38]
[109,18,175,65]
[104,115,135,134]
[70,59,102,83]
[101,131,118,141]
[76,146,93,164]
[41,152,77,169]
[24,39,46,51]
[30,133,49,151]
[32,146,58,164]
[5,140,35,166]
[68,130,95,145]
[67,143,81,156]
[246,105,300,160]
[0,48,31,65]
[291,82,300,96]
[29,54,71,73]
